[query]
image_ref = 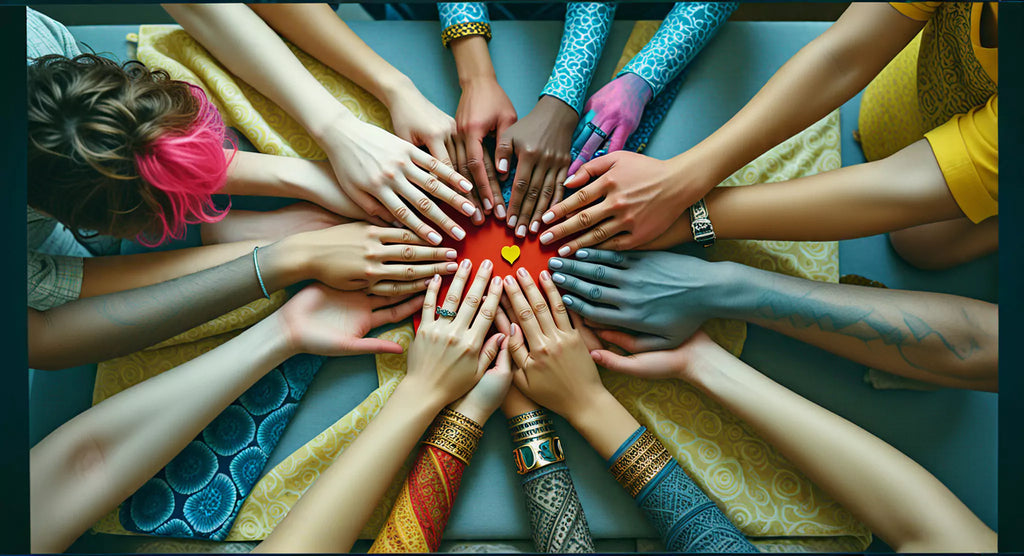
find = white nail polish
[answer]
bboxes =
[482,197,493,211]
[498,158,508,172]
[558,245,571,257]
[530,221,539,234]
[460,180,473,192]
[495,205,506,218]
[452,227,466,240]
[542,211,555,224]
[564,173,576,185]
[462,202,475,215]
[508,215,517,228]
[516,225,526,238]
[428,232,442,244]
[540,232,554,244]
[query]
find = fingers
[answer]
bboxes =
[550,166,567,208]
[569,132,606,176]
[470,276,503,342]
[464,136,493,214]
[495,134,513,177]
[455,259,493,327]
[561,149,617,189]
[528,168,558,235]
[571,248,628,267]
[338,337,407,355]
[378,244,457,264]
[606,127,629,154]
[506,155,534,231]
[539,178,606,229]
[568,311,603,351]
[513,267,557,335]
[441,258,473,313]
[515,164,547,237]
[427,137,454,171]
[420,273,442,324]
[410,149,474,195]
[507,322,530,376]
[377,260,461,283]
[588,349,649,375]
[547,256,623,285]
[556,220,627,258]
[367,278,433,296]
[597,328,675,353]
[539,205,610,254]
[370,294,425,328]
[481,148,504,217]
[403,167,475,228]
[494,305,512,335]
[477,332,506,375]
[350,188,393,224]
[375,227,431,246]
[560,294,630,328]
[538,270,572,331]
[503,273,543,343]
[493,336,511,374]
[379,190,443,245]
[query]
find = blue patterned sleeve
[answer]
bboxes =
[438,3,491,47]
[540,2,617,115]
[618,2,737,97]
[609,427,758,553]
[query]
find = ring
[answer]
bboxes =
[586,121,608,140]
[435,307,457,319]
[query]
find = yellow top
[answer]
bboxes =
[887,2,999,221]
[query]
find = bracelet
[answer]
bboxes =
[688,198,716,248]
[609,430,673,498]
[252,246,271,299]
[512,434,565,475]
[507,410,555,444]
[441,21,492,48]
[421,407,484,465]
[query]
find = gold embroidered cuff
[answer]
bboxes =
[422,407,484,465]
[609,430,673,498]
[512,434,565,475]
[441,21,492,48]
[508,410,556,445]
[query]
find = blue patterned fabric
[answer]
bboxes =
[540,2,617,115]
[438,2,489,30]
[120,353,326,540]
[619,2,737,96]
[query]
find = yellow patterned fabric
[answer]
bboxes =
[135,25,393,160]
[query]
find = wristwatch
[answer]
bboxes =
[688,198,715,248]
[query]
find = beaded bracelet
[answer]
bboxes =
[609,429,673,498]
[422,407,484,465]
[441,21,492,48]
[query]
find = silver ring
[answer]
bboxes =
[435,307,457,320]
[587,121,608,140]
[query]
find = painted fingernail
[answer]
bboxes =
[516,225,526,238]
[549,258,563,269]
[452,227,466,240]
[495,333,506,343]
[540,270,551,281]
[428,231,443,245]
[446,262,459,272]
[542,211,555,224]
[462,202,475,215]
[433,274,441,283]
[517,267,528,278]
[552,273,566,284]
[461,259,471,269]
[495,204,506,218]
[446,250,458,259]
[558,246,571,257]
[504,276,516,287]
[482,197,493,211]
[530,221,539,234]
[473,209,484,224]
[498,158,509,172]
[540,232,554,244]
[576,249,589,259]
[562,295,574,306]
[460,180,473,192]
[508,215,517,229]
[482,259,492,270]
[563,173,576,185]
[511,322,519,335]
[491,276,501,288]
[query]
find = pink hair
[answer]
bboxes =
[134,85,234,246]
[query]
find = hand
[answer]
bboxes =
[281,222,461,295]
[276,283,424,356]
[540,150,704,256]
[451,336,513,424]
[407,259,505,408]
[503,268,606,420]
[384,86,461,181]
[495,95,578,238]
[455,76,517,218]
[316,116,478,245]
[568,73,653,175]
[548,249,730,351]
[200,202,348,245]
[590,329,725,387]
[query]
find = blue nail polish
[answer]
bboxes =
[549,259,563,269]
[576,250,589,259]
[552,273,566,284]
[562,295,574,306]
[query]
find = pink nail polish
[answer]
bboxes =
[517,267,528,278]
[482,259,492,270]
[461,259,471,269]
[540,270,550,281]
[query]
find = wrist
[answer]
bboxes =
[377,73,419,110]
[259,235,315,290]
[395,375,450,415]
[451,35,498,87]
[251,311,301,362]
[450,399,492,427]
[535,94,580,124]
[308,106,360,146]
[707,261,761,321]
[566,388,640,460]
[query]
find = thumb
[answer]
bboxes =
[563,151,617,189]
[590,349,649,375]
[337,337,405,355]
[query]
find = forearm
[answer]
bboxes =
[165,3,356,137]
[450,35,497,87]
[29,239,308,370]
[689,343,996,551]
[248,4,414,106]
[30,317,293,553]
[540,2,616,115]
[256,383,443,553]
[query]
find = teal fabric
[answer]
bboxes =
[540,2,616,115]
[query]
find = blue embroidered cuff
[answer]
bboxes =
[439,3,491,47]
[540,2,617,115]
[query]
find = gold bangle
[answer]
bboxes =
[507,409,547,428]
[422,408,483,464]
[512,434,565,475]
[510,422,556,444]
[609,430,673,498]
[441,21,492,48]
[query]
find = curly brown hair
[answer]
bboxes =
[27,53,229,243]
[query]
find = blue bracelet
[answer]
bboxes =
[252,246,271,299]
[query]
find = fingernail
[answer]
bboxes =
[460,180,473,192]
[462,202,475,215]
[564,173,576,185]
[508,215,517,228]
[491,276,501,288]
[461,259,471,269]
[540,232,554,244]
[446,250,458,259]
[473,209,484,224]
[558,246,571,257]
[428,231,442,245]
[530,221,539,234]
[482,197,493,211]
[552,273,566,284]
[576,249,589,259]
[516,225,526,238]
[496,333,506,343]
[446,262,459,272]
[495,204,506,218]
[511,322,519,335]
[424,277,434,285]
[540,270,550,281]
[392,220,403,227]
[542,211,555,224]
[517,267,528,278]
[498,158,508,172]
[482,259,492,270]
[549,258,563,269]
[433,274,441,283]
[452,227,466,240]
[562,295,574,306]
[504,276,515,287]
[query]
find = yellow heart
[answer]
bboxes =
[500,245,521,265]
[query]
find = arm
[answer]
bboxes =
[255,262,504,553]
[495,2,616,234]
[502,268,756,552]
[164,3,476,244]
[549,249,998,391]
[30,223,460,370]
[30,283,422,553]
[569,2,737,173]
[591,331,997,552]
[544,3,927,253]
